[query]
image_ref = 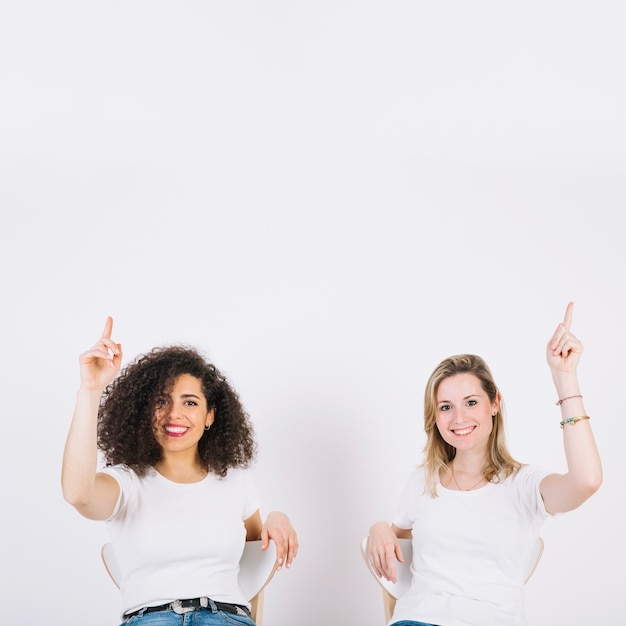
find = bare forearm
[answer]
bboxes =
[554,374,602,489]
[542,373,602,512]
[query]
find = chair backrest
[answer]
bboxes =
[101,540,277,625]
[360,535,544,623]
[360,536,412,623]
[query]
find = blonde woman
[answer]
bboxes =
[368,302,601,626]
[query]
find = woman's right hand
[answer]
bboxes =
[79,316,122,392]
[368,521,405,583]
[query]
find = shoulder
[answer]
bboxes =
[507,464,550,487]
[502,464,550,514]
[100,464,139,478]
[99,464,146,490]
[206,466,258,492]
[226,466,258,490]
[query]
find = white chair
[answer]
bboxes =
[102,540,277,625]
[360,535,544,623]
[360,536,413,623]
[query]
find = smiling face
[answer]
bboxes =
[152,373,214,456]
[434,372,499,454]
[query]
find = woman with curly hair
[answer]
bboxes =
[367,303,602,626]
[62,317,298,626]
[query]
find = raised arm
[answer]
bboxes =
[540,302,602,514]
[61,317,123,520]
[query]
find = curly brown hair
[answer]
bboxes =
[97,346,256,477]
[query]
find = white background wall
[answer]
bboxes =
[1,2,624,624]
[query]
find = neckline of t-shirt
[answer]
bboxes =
[438,479,495,494]
[152,466,214,486]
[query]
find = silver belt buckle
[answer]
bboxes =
[170,600,195,615]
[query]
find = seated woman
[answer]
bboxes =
[62,317,298,625]
[368,302,602,626]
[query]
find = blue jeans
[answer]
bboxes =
[390,622,437,626]
[121,608,255,626]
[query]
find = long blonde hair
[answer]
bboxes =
[422,354,521,497]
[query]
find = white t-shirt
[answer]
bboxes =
[101,465,260,616]
[390,464,549,626]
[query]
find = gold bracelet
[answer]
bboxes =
[559,415,590,429]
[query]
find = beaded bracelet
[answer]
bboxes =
[559,415,590,429]
[556,394,583,406]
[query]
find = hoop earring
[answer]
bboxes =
[204,425,211,431]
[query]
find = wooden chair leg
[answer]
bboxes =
[250,589,265,625]
[383,588,396,624]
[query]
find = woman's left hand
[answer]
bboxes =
[262,511,298,570]
[547,301,583,377]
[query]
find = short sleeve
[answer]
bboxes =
[240,468,261,520]
[100,465,138,521]
[392,470,422,530]
[516,464,550,518]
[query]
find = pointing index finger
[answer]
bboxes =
[102,316,113,339]
[562,302,574,330]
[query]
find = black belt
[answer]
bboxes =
[125,597,251,619]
